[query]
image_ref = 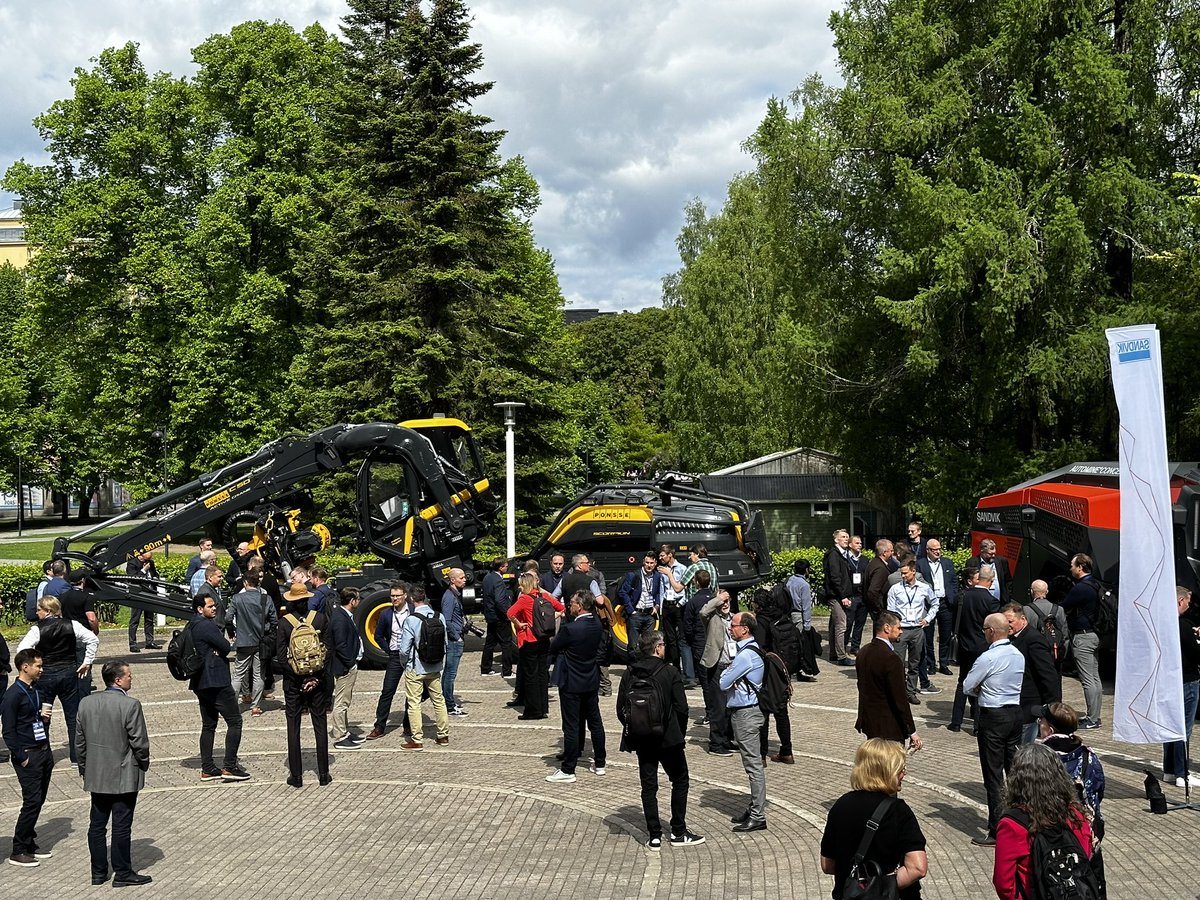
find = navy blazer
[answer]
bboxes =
[916,556,957,606]
[549,614,602,693]
[617,569,665,618]
[327,606,360,676]
[188,616,232,691]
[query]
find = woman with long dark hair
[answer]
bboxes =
[993,742,1097,900]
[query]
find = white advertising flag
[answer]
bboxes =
[1107,324,1184,743]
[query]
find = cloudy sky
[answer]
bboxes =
[0,0,842,311]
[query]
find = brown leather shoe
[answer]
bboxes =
[435,737,449,745]
[400,741,424,751]
[770,753,795,764]
[366,729,386,740]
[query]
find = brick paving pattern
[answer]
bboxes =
[1,630,1195,897]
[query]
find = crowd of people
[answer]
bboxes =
[4,528,1197,897]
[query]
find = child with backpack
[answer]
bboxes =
[993,743,1102,900]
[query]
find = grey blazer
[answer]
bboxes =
[76,688,150,795]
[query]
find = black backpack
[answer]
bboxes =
[1029,602,1065,666]
[768,581,790,617]
[623,672,666,740]
[24,585,39,622]
[767,614,802,675]
[1088,581,1118,638]
[415,611,447,665]
[1004,809,1101,900]
[532,593,557,639]
[166,621,204,681]
[741,644,793,714]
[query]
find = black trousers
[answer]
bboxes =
[977,704,1023,836]
[195,686,243,772]
[661,603,682,668]
[847,596,868,651]
[284,677,330,780]
[128,608,155,647]
[637,742,689,839]
[12,746,53,855]
[517,643,550,717]
[701,662,733,752]
[950,651,981,728]
[560,689,606,774]
[481,622,515,675]
[374,652,415,733]
[759,707,793,757]
[89,791,138,878]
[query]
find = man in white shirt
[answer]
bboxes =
[886,562,938,704]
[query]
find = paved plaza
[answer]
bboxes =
[2,628,1196,898]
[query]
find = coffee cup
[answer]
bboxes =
[40,702,52,718]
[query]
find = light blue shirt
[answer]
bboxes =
[398,606,447,675]
[189,568,208,597]
[786,575,814,629]
[719,638,765,709]
[665,561,687,605]
[887,579,938,627]
[963,639,1025,707]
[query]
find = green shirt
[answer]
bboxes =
[681,558,719,599]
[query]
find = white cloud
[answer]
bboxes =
[0,0,842,311]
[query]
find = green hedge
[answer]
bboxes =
[0,550,388,628]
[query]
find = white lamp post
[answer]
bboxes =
[494,402,525,557]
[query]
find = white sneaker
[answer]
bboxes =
[1175,773,1200,787]
[545,769,576,784]
[588,764,606,776]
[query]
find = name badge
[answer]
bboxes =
[32,720,46,742]
[852,573,862,585]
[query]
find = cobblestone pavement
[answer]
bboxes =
[1,630,1196,898]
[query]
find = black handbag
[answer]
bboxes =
[842,797,899,900]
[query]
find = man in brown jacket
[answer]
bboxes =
[864,539,894,623]
[855,612,923,750]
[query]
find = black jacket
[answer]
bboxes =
[327,606,360,677]
[968,554,1012,602]
[189,616,232,691]
[1010,624,1062,719]
[823,547,854,604]
[549,613,602,693]
[480,571,511,624]
[617,655,689,750]
[682,588,713,656]
[957,587,1000,655]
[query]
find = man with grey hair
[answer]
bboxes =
[864,539,894,624]
[968,539,1011,602]
[948,566,1001,734]
[963,612,1024,846]
[822,529,855,666]
[560,554,601,601]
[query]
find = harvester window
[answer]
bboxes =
[366,462,413,534]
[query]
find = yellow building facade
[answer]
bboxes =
[0,202,31,268]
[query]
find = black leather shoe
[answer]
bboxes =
[732,820,767,833]
[286,775,303,788]
[971,835,997,847]
[505,700,522,708]
[730,810,750,824]
[113,872,153,886]
[92,874,110,885]
[319,773,333,786]
[937,665,953,675]
[947,724,962,732]
[128,646,141,653]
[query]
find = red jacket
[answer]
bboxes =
[507,591,564,648]
[992,808,1093,900]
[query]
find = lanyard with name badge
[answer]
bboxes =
[18,682,46,743]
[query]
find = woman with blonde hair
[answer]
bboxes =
[820,738,928,898]
[507,571,564,721]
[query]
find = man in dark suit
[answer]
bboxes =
[864,539,894,622]
[1002,603,1062,743]
[76,660,152,886]
[327,587,364,751]
[968,538,1011,602]
[854,612,923,749]
[188,592,249,782]
[948,567,1002,732]
[618,552,666,661]
[823,529,856,666]
[917,539,957,676]
[904,521,928,559]
[546,591,606,783]
[124,552,162,652]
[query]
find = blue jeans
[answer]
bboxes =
[1164,679,1200,776]
[442,640,464,708]
[627,611,656,660]
[679,643,696,683]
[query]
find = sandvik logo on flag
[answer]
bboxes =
[1116,338,1151,363]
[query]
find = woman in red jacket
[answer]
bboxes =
[993,743,1097,900]
[507,572,564,721]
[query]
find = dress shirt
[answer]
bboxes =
[388,605,412,653]
[719,638,765,708]
[886,581,938,627]
[786,575,814,629]
[341,605,364,662]
[17,617,100,665]
[963,639,1025,707]
[928,562,945,598]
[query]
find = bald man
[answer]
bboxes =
[962,613,1025,846]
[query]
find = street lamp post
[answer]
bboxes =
[15,447,22,537]
[493,402,525,558]
[151,429,168,558]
